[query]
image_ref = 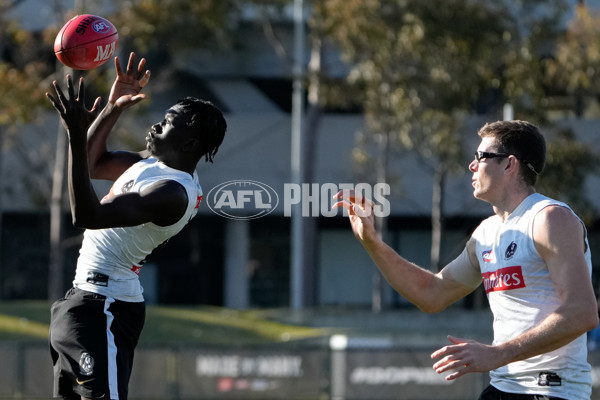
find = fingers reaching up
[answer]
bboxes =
[109,52,151,107]
[46,75,101,134]
[332,189,375,218]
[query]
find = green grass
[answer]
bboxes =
[0,300,51,341]
[0,301,328,345]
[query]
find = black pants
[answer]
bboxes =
[479,385,566,400]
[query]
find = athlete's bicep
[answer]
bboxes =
[533,206,594,304]
[532,205,598,338]
[87,180,188,228]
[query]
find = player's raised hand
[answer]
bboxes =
[332,189,377,243]
[108,52,151,108]
[46,75,101,138]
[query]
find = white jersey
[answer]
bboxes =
[470,193,592,399]
[73,158,203,302]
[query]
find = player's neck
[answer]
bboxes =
[492,186,536,222]
[159,158,197,176]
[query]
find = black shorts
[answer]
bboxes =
[49,287,145,400]
[478,385,566,400]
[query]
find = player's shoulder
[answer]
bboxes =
[144,179,188,198]
[534,203,579,229]
[529,193,577,223]
[134,158,197,202]
[531,199,586,251]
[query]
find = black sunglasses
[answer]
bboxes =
[474,151,509,162]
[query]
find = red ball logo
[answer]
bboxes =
[54,14,119,70]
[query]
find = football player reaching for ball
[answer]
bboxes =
[45,52,227,400]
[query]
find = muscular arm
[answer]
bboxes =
[72,175,189,229]
[86,103,146,180]
[87,53,151,181]
[494,205,598,360]
[333,191,476,313]
[360,233,476,313]
[48,72,186,231]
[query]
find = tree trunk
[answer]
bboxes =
[48,122,67,301]
[0,127,4,299]
[46,0,75,302]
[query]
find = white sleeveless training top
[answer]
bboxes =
[470,193,592,399]
[73,158,203,302]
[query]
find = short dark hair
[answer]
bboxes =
[478,120,545,186]
[174,97,227,163]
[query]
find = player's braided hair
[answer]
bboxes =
[175,97,227,163]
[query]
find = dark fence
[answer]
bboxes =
[2,340,600,400]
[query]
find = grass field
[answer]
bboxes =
[0,300,328,345]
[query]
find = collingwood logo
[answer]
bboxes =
[122,179,134,192]
[505,242,517,259]
[79,352,95,376]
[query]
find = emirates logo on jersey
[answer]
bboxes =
[482,266,526,293]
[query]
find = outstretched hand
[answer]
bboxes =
[331,189,377,244]
[109,52,151,108]
[46,75,101,137]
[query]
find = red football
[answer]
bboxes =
[54,14,118,70]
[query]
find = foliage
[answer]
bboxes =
[545,4,600,93]
[0,63,47,128]
[518,2,600,220]
[0,2,64,212]
[537,128,599,223]
[311,0,599,272]
[0,0,245,209]
[314,0,572,168]
[500,0,568,122]
[314,0,515,175]
[108,0,239,67]
[0,3,50,130]
[542,4,600,116]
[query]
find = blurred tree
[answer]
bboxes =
[315,0,516,271]
[534,2,600,222]
[543,3,600,118]
[500,0,568,123]
[313,0,584,308]
[0,0,49,126]
[537,128,598,225]
[0,0,52,299]
[108,0,238,68]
